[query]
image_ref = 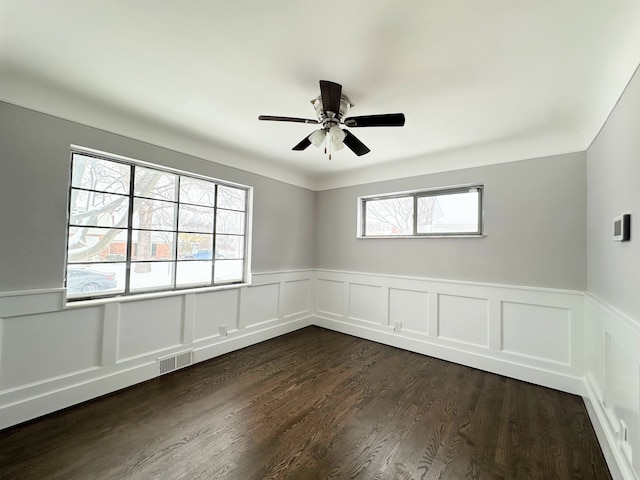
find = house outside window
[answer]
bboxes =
[65,148,251,301]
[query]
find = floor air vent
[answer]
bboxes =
[158,351,193,376]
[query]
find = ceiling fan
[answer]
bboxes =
[258,80,405,159]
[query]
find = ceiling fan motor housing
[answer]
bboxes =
[311,95,352,129]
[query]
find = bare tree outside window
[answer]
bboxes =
[364,197,413,235]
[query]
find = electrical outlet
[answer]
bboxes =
[620,420,629,443]
[394,321,402,333]
[219,325,228,337]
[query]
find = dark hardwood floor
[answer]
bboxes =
[0,327,611,479]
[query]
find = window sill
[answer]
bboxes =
[357,234,485,239]
[64,282,250,309]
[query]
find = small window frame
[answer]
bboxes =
[357,184,484,238]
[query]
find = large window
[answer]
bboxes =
[65,149,251,301]
[359,185,483,238]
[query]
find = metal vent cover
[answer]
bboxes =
[176,351,193,369]
[159,356,176,375]
[158,350,193,376]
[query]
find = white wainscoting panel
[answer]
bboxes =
[317,279,345,317]
[241,283,280,328]
[438,294,489,348]
[389,288,429,334]
[117,297,183,361]
[502,302,570,365]
[283,279,311,319]
[349,283,383,325]
[193,289,239,341]
[0,307,102,389]
[0,270,314,430]
[584,294,640,480]
[313,270,584,395]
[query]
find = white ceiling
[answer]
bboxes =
[1,1,639,190]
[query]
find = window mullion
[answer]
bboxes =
[124,165,136,294]
[173,176,181,288]
[211,184,218,284]
[362,200,368,237]
[412,195,418,235]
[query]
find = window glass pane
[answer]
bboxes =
[214,259,244,283]
[132,198,177,231]
[67,227,128,263]
[71,155,130,194]
[129,261,175,291]
[417,191,479,234]
[180,177,216,206]
[217,185,246,211]
[176,261,212,287]
[216,235,244,259]
[131,231,175,261]
[178,204,214,233]
[134,167,177,201]
[66,263,125,298]
[177,233,213,260]
[364,197,413,236]
[69,189,129,227]
[216,210,245,235]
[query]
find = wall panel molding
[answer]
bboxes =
[584,293,640,480]
[0,288,65,318]
[0,270,315,430]
[2,268,638,480]
[313,269,585,395]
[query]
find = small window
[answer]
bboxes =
[65,148,251,301]
[359,185,483,238]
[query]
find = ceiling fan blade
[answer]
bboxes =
[319,80,342,116]
[259,115,319,124]
[344,113,405,128]
[343,130,370,156]
[292,136,312,151]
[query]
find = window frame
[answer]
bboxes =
[65,145,253,302]
[357,184,484,238]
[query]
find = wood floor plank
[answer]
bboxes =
[0,327,612,480]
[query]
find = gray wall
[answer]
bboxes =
[0,102,316,292]
[587,65,640,321]
[316,152,587,290]
[0,100,592,294]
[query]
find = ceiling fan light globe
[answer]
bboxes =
[309,129,326,147]
[329,125,346,143]
[331,139,344,151]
